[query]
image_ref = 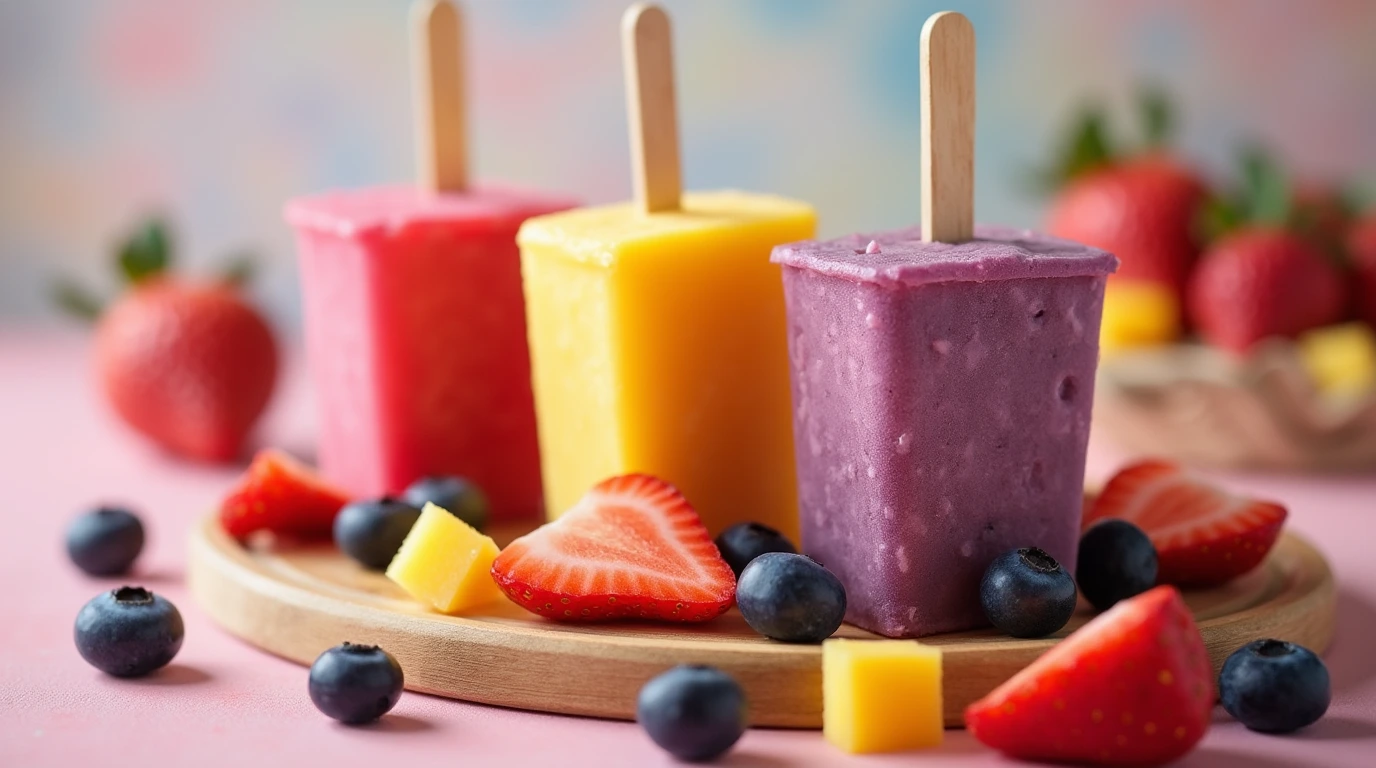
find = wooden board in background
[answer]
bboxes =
[188,516,1335,729]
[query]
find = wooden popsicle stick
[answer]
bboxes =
[622,4,682,213]
[412,0,468,192]
[920,11,975,243]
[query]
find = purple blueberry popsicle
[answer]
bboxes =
[771,226,1117,637]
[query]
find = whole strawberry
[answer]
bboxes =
[1188,228,1346,354]
[1042,89,1207,300]
[1188,151,1349,354]
[58,218,278,462]
[1048,155,1206,294]
[1348,212,1376,326]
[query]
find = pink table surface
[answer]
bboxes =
[2,328,1375,768]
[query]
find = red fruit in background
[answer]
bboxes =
[965,586,1214,767]
[1187,228,1346,354]
[1349,213,1376,326]
[1086,459,1288,587]
[1047,156,1207,295]
[492,474,736,623]
[96,279,278,461]
[219,449,351,539]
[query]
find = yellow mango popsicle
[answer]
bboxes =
[519,193,813,537]
[516,6,815,538]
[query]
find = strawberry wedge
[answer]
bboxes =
[219,448,352,540]
[967,586,1214,766]
[1086,460,1287,587]
[491,474,735,622]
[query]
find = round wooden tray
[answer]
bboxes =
[188,516,1336,728]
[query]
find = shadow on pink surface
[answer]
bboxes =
[112,664,213,688]
[334,714,434,734]
[716,752,790,768]
[1186,748,1326,768]
[1295,716,1376,741]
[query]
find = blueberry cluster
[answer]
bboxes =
[65,501,409,725]
[335,475,490,570]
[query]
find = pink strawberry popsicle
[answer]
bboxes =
[285,184,576,520]
[285,0,577,521]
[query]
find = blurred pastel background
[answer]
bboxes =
[2,0,1374,328]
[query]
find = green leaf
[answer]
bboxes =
[1238,146,1291,226]
[218,251,258,288]
[1197,194,1243,244]
[1060,107,1115,181]
[1029,106,1116,197]
[117,218,172,284]
[1137,84,1173,149]
[50,278,105,322]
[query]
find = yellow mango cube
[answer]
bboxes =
[1299,322,1376,396]
[1100,279,1182,355]
[823,638,943,753]
[386,503,503,614]
[517,190,816,539]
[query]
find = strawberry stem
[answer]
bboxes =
[1029,106,1116,195]
[117,218,172,284]
[1239,147,1291,227]
[1197,146,1294,244]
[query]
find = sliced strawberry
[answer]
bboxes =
[966,586,1214,766]
[1086,460,1287,587]
[219,448,351,540]
[491,474,735,623]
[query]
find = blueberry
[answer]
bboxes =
[736,552,846,643]
[308,642,405,724]
[66,506,145,576]
[333,496,422,570]
[637,665,747,762]
[1220,639,1330,734]
[402,476,489,530]
[714,522,797,578]
[1076,519,1158,611]
[980,547,1077,638]
[74,586,183,677]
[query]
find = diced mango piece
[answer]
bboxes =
[386,502,503,614]
[1100,280,1182,354]
[517,190,816,539]
[1299,322,1376,396]
[823,638,943,753]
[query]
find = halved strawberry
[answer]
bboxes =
[966,586,1214,767]
[219,448,351,540]
[1085,460,1287,587]
[490,474,735,622]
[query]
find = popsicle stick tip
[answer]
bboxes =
[624,3,668,31]
[920,10,974,45]
[411,0,467,192]
[622,1,681,213]
[412,0,454,23]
